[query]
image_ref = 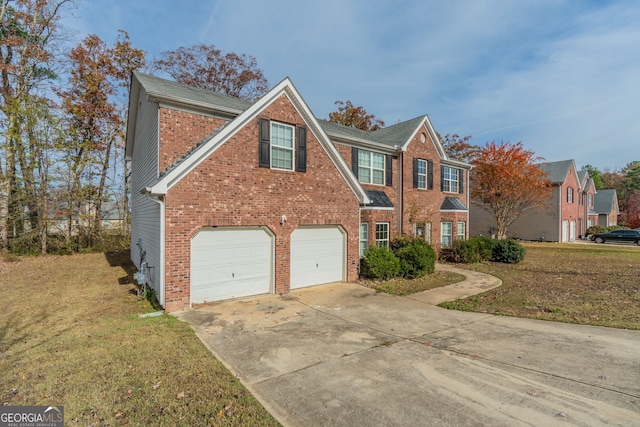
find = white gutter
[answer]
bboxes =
[144,189,166,308]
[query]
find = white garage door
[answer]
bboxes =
[191,228,272,303]
[290,226,344,289]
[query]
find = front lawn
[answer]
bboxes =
[439,242,640,330]
[0,251,280,426]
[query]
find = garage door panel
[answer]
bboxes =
[291,227,344,289]
[191,228,272,303]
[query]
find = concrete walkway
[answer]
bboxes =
[176,265,640,427]
[409,263,502,305]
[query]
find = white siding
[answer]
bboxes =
[130,89,162,296]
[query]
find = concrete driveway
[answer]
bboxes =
[176,280,640,426]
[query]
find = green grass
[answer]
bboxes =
[0,251,280,426]
[439,242,640,330]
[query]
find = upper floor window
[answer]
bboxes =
[413,159,433,190]
[588,193,593,207]
[271,122,294,170]
[259,118,307,172]
[567,187,574,203]
[416,159,427,189]
[441,166,459,193]
[358,150,385,185]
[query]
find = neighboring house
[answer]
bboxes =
[126,72,471,312]
[46,200,125,237]
[592,189,619,227]
[100,201,126,232]
[470,160,596,242]
[578,169,597,229]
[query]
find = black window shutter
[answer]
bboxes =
[413,158,419,188]
[427,160,433,190]
[386,155,393,186]
[351,147,359,176]
[440,165,445,191]
[259,118,270,168]
[296,126,307,172]
[459,169,464,194]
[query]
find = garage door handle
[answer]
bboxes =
[232,272,235,278]
[316,263,319,268]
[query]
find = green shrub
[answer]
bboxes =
[586,225,607,236]
[448,239,479,263]
[360,245,400,280]
[439,236,496,264]
[390,235,436,278]
[470,236,497,261]
[490,239,526,264]
[389,234,416,251]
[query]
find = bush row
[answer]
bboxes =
[585,225,625,236]
[439,236,526,264]
[360,235,436,280]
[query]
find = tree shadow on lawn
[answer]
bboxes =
[103,250,137,285]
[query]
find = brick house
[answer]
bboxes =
[126,72,471,312]
[592,189,620,227]
[470,159,597,242]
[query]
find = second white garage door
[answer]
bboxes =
[290,226,345,289]
[191,227,272,304]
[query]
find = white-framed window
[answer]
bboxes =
[271,122,294,170]
[567,187,574,203]
[457,222,466,240]
[416,159,427,189]
[588,193,593,207]
[442,166,459,193]
[413,221,432,244]
[375,222,389,247]
[441,221,453,248]
[588,218,595,227]
[359,223,369,257]
[358,150,385,185]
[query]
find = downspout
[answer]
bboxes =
[558,185,563,242]
[145,189,166,308]
[397,148,403,235]
[466,168,471,239]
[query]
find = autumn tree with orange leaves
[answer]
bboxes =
[471,141,552,240]
[153,44,269,100]
[328,100,385,131]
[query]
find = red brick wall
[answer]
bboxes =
[402,126,468,249]
[335,142,400,245]
[159,109,227,172]
[560,165,582,240]
[162,95,361,311]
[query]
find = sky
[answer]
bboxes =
[61,0,640,171]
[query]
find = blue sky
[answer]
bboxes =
[63,0,640,171]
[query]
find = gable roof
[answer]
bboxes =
[320,115,471,170]
[539,160,579,186]
[593,189,620,215]
[126,72,252,160]
[372,115,427,147]
[135,71,252,113]
[140,75,369,204]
